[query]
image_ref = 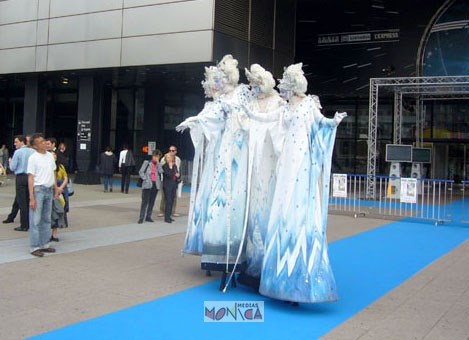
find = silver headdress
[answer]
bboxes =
[217,54,240,86]
[278,63,307,96]
[245,64,275,94]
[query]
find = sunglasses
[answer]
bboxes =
[169,149,176,152]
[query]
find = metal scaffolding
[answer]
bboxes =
[366,76,469,199]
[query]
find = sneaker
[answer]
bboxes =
[172,213,180,217]
[145,218,154,223]
[137,219,143,224]
[158,213,164,217]
[14,226,28,232]
[2,218,14,224]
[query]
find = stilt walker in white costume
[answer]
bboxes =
[177,66,227,256]
[238,64,285,289]
[259,63,347,303]
[200,55,252,280]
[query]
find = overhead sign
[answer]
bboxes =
[317,29,400,46]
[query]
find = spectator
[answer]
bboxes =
[118,144,135,194]
[0,144,9,170]
[161,152,180,223]
[58,142,70,171]
[158,145,181,217]
[9,135,35,232]
[137,149,163,224]
[46,137,67,169]
[50,151,68,242]
[0,162,5,186]
[99,146,117,192]
[27,133,59,257]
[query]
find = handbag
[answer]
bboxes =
[67,178,74,196]
[136,178,143,187]
[137,162,150,187]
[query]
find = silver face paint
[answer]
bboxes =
[251,85,261,97]
[279,88,293,100]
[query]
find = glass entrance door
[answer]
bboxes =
[433,143,467,182]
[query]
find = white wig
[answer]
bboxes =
[278,63,308,97]
[245,64,276,94]
[217,54,240,86]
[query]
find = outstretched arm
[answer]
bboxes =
[176,116,198,133]
[240,103,284,122]
[319,110,348,128]
[333,111,348,126]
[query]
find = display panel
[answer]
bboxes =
[412,148,432,163]
[385,144,412,162]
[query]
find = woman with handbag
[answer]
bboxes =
[50,151,68,241]
[162,152,180,223]
[137,150,162,224]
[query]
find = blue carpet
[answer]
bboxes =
[30,222,469,340]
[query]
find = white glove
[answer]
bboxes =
[175,117,197,133]
[334,111,348,126]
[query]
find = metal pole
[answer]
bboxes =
[367,79,378,199]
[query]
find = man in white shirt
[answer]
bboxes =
[119,144,135,194]
[27,133,60,257]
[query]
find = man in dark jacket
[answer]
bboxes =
[99,147,117,192]
[46,137,68,170]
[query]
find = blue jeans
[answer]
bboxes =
[29,185,53,252]
[102,175,113,191]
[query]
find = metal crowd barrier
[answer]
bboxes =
[180,161,459,225]
[328,174,368,218]
[180,160,193,185]
[462,181,469,224]
[329,174,454,225]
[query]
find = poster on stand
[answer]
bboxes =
[400,178,417,203]
[148,141,156,155]
[332,174,348,198]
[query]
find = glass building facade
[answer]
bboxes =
[0,0,295,182]
[1,0,468,181]
[297,0,469,181]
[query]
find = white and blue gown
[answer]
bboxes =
[201,85,251,268]
[244,95,285,279]
[259,95,339,303]
[182,99,226,255]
